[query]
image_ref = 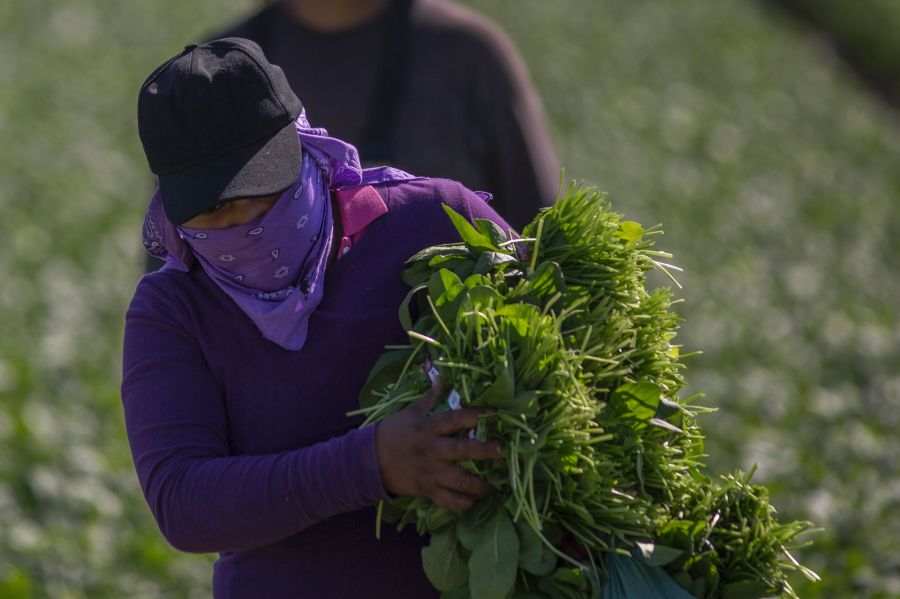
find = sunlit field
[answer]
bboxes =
[1,1,897,596]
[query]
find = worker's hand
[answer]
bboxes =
[374,378,503,511]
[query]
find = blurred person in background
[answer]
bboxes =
[124,37,507,597]
[217,0,559,229]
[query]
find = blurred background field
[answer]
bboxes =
[1,0,898,597]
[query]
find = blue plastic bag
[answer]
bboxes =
[602,551,694,598]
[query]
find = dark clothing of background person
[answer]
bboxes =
[215,0,560,230]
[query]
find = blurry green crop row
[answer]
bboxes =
[1,0,898,597]
[765,0,900,105]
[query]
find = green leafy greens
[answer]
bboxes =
[351,182,818,598]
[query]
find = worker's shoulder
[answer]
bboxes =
[379,177,472,207]
[376,177,478,222]
[413,0,520,63]
[128,263,209,320]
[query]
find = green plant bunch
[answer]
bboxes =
[654,468,819,599]
[351,182,817,598]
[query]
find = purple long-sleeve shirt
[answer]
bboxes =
[122,179,511,598]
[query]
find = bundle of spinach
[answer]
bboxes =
[351,182,817,598]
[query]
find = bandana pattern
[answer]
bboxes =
[141,110,427,350]
[179,160,329,296]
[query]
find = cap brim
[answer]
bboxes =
[159,120,301,224]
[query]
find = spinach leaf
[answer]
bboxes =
[443,204,499,253]
[422,529,469,591]
[468,510,519,599]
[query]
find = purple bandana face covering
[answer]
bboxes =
[179,170,329,295]
[179,156,333,350]
[142,111,425,351]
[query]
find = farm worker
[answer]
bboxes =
[122,38,506,598]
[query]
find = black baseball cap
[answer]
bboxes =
[138,37,303,224]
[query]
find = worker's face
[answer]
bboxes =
[182,193,279,229]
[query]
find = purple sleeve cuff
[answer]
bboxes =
[352,424,392,503]
[283,425,392,528]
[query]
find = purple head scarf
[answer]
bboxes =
[141,110,422,350]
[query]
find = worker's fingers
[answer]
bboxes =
[411,378,443,414]
[428,407,485,435]
[430,462,494,496]
[430,486,477,512]
[432,436,503,461]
